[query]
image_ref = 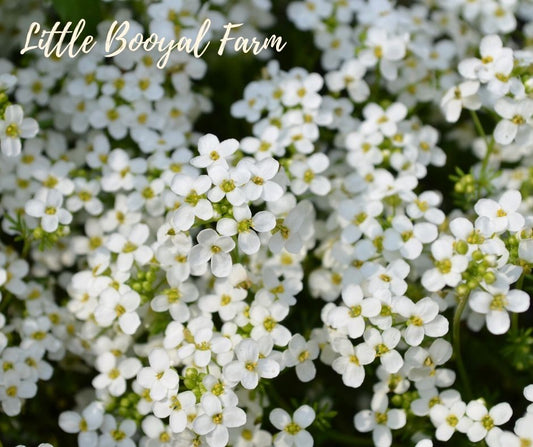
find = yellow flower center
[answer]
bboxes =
[285,422,301,434]
[6,386,17,397]
[111,429,126,441]
[446,415,459,427]
[375,412,388,424]
[245,361,257,371]
[5,123,19,138]
[298,350,310,362]
[212,413,223,424]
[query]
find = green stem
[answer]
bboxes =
[470,110,495,197]
[21,237,32,258]
[453,293,472,400]
[470,109,487,142]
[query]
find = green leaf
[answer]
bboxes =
[51,0,102,36]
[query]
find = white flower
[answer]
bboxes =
[383,216,438,260]
[367,259,410,297]
[268,200,314,254]
[289,153,331,196]
[207,164,251,206]
[241,157,284,202]
[127,176,165,215]
[198,277,247,322]
[331,337,375,388]
[405,339,455,389]
[89,96,132,140]
[217,206,276,255]
[325,59,369,102]
[363,328,404,374]
[345,130,383,166]
[66,178,103,215]
[33,160,75,195]
[270,405,315,447]
[152,390,197,434]
[101,149,147,192]
[136,348,179,401]
[469,285,529,335]
[99,415,136,447]
[249,304,291,346]
[151,277,198,323]
[191,133,239,169]
[498,413,533,447]
[422,236,468,292]
[0,255,28,296]
[177,318,231,367]
[25,188,72,232]
[441,81,481,123]
[190,229,235,278]
[474,190,525,236]
[360,103,407,137]
[92,352,141,396]
[396,297,449,346]
[338,199,383,244]
[256,268,301,308]
[19,345,52,382]
[519,239,533,264]
[459,35,513,84]
[106,223,153,271]
[0,370,37,416]
[359,28,407,80]
[326,284,381,339]
[354,393,406,447]
[141,415,173,447]
[287,0,333,30]
[21,316,62,353]
[171,174,213,231]
[282,334,319,382]
[494,98,533,145]
[466,400,512,443]
[193,394,246,447]
[59,402,104,447]
[231,83,267,122]
[429,394,471,441]
[224,338,280,389]
[0,104,38,156]
[281,73,323,109]
[94,287,141,335]
[229,422,272,447]
[241,127,284,160]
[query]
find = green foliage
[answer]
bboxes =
[311,401,337,431]
[51,0,102,35]
[503,328,533,372]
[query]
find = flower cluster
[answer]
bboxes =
[0,63,38,156]
[1,0,533,446]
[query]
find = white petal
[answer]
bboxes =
[211,253,232,278]
[486,310,510,335]
[270,408,291,430]
[354,410,375,432]
[494,120,517,145]
[193,414,214,435]
[490,402,512,425]
[223,407,246,427]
